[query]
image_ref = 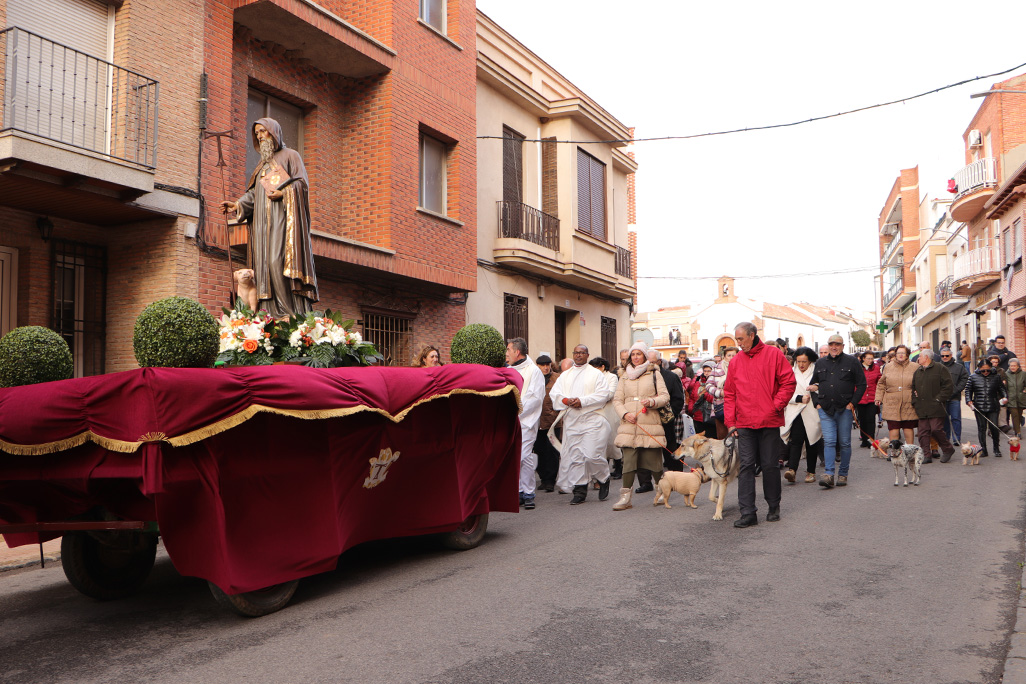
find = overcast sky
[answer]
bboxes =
[476,0,1026,320]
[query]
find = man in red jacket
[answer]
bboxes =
[724,321,797,528]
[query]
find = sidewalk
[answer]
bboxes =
[0,537,61,571]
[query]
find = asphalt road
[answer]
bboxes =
[1,420,1025,684]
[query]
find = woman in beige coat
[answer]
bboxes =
[611,342,670,510]
[875,344,917,445]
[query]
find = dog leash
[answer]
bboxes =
[970,403,1015,442]
[850,408,889,458]
[632,413,682,459]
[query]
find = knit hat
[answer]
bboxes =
[629,341,648,354]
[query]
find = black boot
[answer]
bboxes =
[570,485,588,505]
[734,513,758,528]
[766,506,780,522]
[598,478,611,501]
[610,460,623,480]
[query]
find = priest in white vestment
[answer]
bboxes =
[507,338,545,509]
[550,345,614,504]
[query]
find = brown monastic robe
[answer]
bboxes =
[236,117,318,317]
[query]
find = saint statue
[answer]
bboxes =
[221,118,318,317]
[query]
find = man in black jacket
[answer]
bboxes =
[966,360,1007,457]
[911,350,955,463]
[809,335,866,488]
[940,347,968,445]
[988,335,1014,370]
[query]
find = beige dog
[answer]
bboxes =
[675,435,740,521]
[654,467,710,509]
[961,443,983,466]
[1010,435,1021,461]
[233,268,259,313]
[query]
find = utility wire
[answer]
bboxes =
[478,60,1026,144]
[638,266,880,280]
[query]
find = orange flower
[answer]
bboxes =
[242,339,259,353]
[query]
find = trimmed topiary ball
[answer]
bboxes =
[450,323,505,367]
[134,297,219,368]
[0,326,74,387]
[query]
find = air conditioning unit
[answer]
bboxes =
[968,129,983,148]
[881,222,899,236]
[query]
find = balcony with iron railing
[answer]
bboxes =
[2,27,159,168]
[497,200,559,250]
[881,234,902,265]
[949,157,997,222]
[952,245,1000,296]
[615,246,632,278]
[883,274,905,310]
[934,273,968,313]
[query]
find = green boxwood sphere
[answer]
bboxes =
[0,326,74,387]
[450,323,505,367]
[133,297,219,368]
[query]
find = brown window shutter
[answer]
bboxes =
[577,148,592,235]
[589,156,606,241]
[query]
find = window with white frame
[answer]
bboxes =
[419,0,446,33]
[419,132,448,215]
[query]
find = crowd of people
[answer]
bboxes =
[411,330,1025,527]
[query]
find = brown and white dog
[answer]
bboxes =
[961,443,984,466]
[654,466,710,509]
[675,435,740,521]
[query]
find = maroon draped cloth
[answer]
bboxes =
[0,365,523,593]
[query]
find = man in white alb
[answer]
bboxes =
[506,338,545,510]
[550,344,615,504]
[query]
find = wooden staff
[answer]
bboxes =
[204,130,237,308]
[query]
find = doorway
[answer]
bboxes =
[554,310,567,364]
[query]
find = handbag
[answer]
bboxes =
[652,373,675,424]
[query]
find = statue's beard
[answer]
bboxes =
[259,137,276,164]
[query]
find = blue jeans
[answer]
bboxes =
[818,408,853,477]
[944,399,962,443]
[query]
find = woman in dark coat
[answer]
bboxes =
[966,360,1008,457]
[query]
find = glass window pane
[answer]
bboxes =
[421,0,445,32]
[246,92,266,179]
[420,135,446,214]
[268,98,303,151]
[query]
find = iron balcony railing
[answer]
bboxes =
[497,200,559,250]
[881,233,902,264]
[951,158,997,198]
[935,275,955,306]
[1,27,159,168]
[615,245,632,278]
[883,273,905,307]
[952,246,1000,283]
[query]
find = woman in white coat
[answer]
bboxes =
[781,347,823,484]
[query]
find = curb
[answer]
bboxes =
[1005,562,1026,683]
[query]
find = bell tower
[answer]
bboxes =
[716,276,736,303]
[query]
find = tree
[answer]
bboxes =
[851,329,871,348]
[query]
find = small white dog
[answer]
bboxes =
[886,440,923,487]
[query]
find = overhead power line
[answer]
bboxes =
[478,60,1026,145]
[638,266,880,280]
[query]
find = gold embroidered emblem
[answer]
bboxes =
[363,448,400,489]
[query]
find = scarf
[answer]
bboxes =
[781,362,821,443]
[626,362,651,381]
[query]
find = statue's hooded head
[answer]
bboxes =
[251,117,285,152]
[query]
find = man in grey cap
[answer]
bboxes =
[809,334,866,488]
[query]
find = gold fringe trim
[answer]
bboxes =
[0,385,522,456]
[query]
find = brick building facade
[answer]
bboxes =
[1,0,478,372]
